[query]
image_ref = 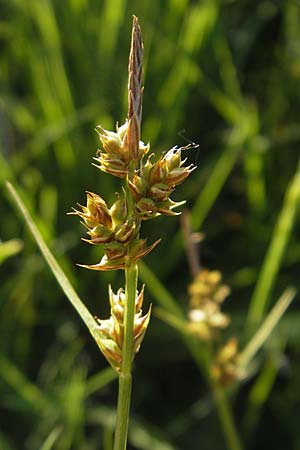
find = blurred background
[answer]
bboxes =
[1,0,300,449]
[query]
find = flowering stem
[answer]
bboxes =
[189,340,243,450]
[210,379,243,450]
[114,261,138,450]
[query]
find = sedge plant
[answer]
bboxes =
[3,5,300,450]
[153,209,297,450]
[68,16,195,449]
[5,15,194,449]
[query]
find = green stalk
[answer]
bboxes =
[246,166,300,332]
[143,264,243,450]
[205,354,243,450]
[186,340,243,450]
[210,380,243,450]
[114,262,138,450]
[191,342,243,450]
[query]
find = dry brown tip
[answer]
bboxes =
[125,15,144,161]
[181,210,201,279]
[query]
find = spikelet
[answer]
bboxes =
[211,337,245,386]
[94,285,151,371]
[124,15,143,161]
[186,268,244,385]
[128,145,195,219]
[187,269,230,340]
[94,122,149,178]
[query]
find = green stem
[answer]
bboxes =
[113,262,138,450]
[246,167,300,332]
[210,379,243,450]
[190,341,243,450]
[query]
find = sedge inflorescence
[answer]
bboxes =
[70,17,195,371]
[72,136,195,271]
[94,285,151,372]
[188,269,230,340]
[187,268,244,386]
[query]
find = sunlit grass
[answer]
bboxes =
[1,1,300,449]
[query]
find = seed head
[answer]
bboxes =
[94,121,149,177]
[70,16,196,269]
[69,192,114,244]
[188,269,230,340]
[124,15,144,162]
[211,337,245,386]
[95,285,151,372]
[128,144,195,219]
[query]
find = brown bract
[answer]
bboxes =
[124,15,143,162]
[78,238,161,271]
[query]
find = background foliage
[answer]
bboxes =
[1,1,300,449]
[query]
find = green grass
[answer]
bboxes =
[1,1,300,449]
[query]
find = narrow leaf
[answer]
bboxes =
[0,239,23,265]
[0,354,51,411]
[239,286,296,368]
[246,166,300,331]
[5,182,102,349]
[38,427,63,450]
[139,261,184,318]
[86,367,117,396]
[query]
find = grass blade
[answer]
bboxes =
[246,167,300,331]
[191,137,242,231]
[0,239,23,265]
[0,354,51,411]
[139,261,183,318]
[86,367,117,396]
[243,344,285,442]
[5,181,101,349]
[239,286,296,368]
[38,427,63,450]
